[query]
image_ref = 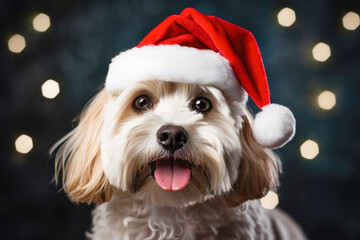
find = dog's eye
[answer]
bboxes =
[192,97,212,113]
[133,95,152,111]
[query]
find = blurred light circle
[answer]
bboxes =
[33,13,51,32]
[312,42,331,62]
[261,191,279,209]
[342,11,360,30]
[15,134,33,154]
[41,79,60,99]
[277,7,296,27]
[8,34,26,53]
[300,140,319,160]
[318,91,336,110]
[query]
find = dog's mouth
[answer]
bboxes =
[150,157,191,192]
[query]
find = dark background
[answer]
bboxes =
[1,0,360,239]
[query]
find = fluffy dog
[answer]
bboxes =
[52,8,306,240]
[53,80,305,239]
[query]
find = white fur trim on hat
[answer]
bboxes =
[105,45,248,103]
[253,104,296,149]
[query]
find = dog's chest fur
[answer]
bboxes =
[87,193,275,240]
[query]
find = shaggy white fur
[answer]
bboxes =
[88,194,306,240]
[53,81,305,240]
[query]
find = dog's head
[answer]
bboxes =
[53,9,297,208]
[53,80,281,207]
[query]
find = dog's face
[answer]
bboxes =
[101,81,243,206]
[54,80,279,207]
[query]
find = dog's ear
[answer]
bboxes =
[52,89,113,204]
[222,114,280,208]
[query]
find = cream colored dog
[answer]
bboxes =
[52,80,306,239]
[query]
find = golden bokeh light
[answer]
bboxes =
[342,12,360,30]
[8,34,26,53]
[261,191,279,210]
[318,91,336,110]
[312,42,331,62]
[41,79,60,99]
[300,140,319,160]
[33,13,51,32]
[277,7,296,27]
[15,134,33,154]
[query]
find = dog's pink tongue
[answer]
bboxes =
[154,159,190,191]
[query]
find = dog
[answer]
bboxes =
[52,8,306,240]
[52,80,306,239]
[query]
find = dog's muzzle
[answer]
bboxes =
[153,125,191,191]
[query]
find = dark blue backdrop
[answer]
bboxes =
[1,0,360,239]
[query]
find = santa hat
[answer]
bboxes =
[105,8,295,149]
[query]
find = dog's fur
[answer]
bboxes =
[53,81,306,239]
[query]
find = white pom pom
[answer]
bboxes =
[253,104,296,149]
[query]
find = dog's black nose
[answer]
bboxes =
[157,125,188,151]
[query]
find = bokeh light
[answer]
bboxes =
[300,140,319,160]
[8,34,26,53]
[33,13,51,32]
[261,191,279,209]
[342,12,360,30]
[312,42,331,62]
[41,79,60,99]
[318,91,336,110]
[277,7,296,27]
[15,134,33,154]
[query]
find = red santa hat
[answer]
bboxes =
[105,8,295,149]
